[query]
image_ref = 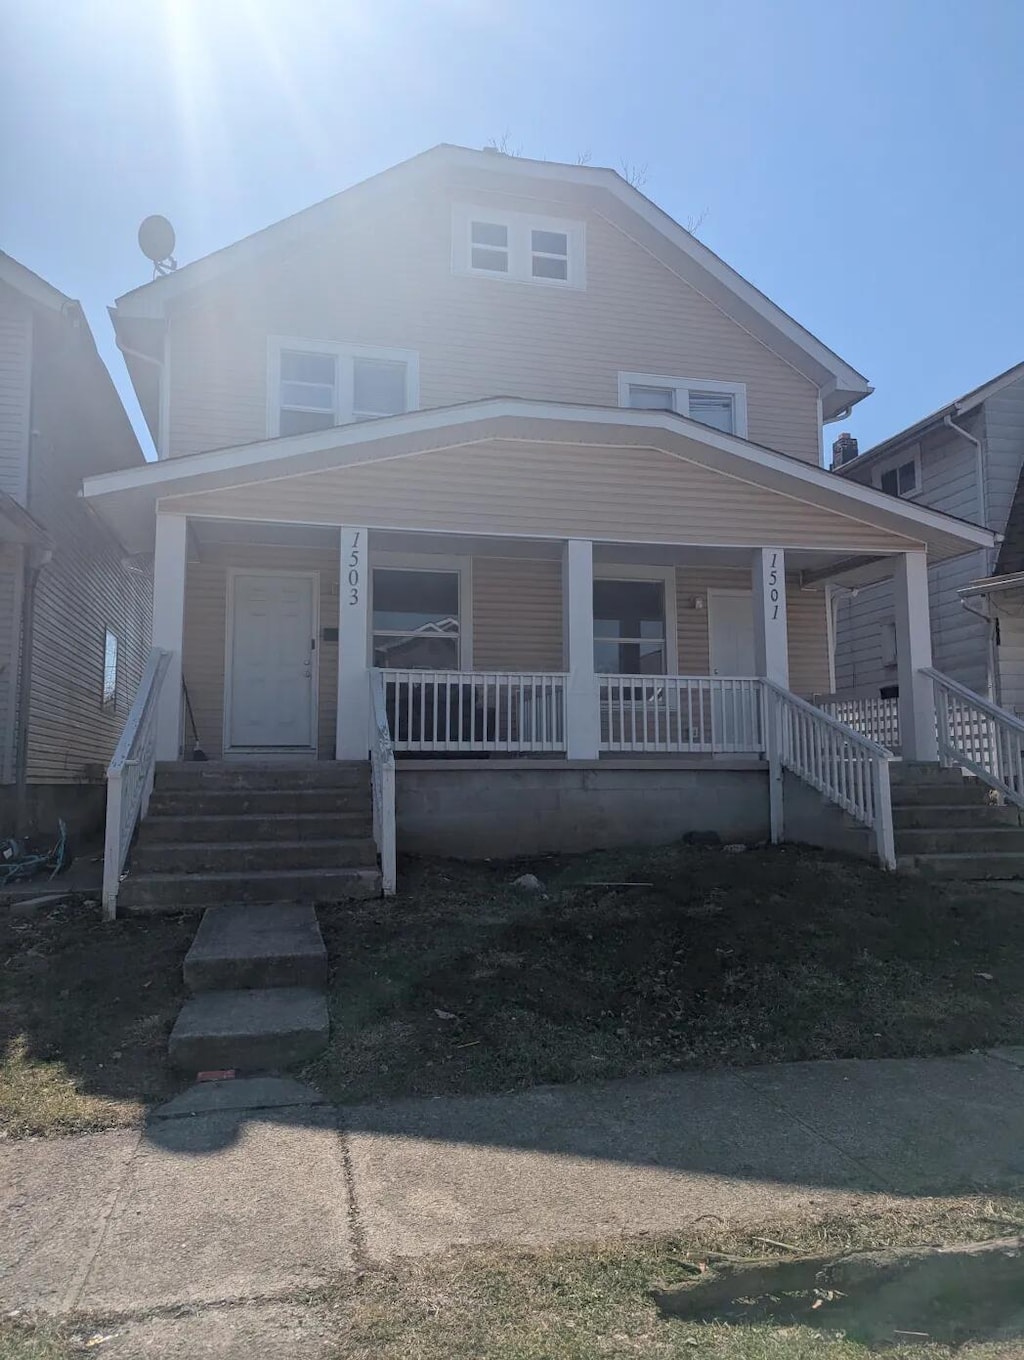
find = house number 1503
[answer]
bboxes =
[768,550,780,620]
[347,531,361,604]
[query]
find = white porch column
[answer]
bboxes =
[153,512,188,761]
[336,526,370,760]
[563,538,600,759]
[752,547,789,687]
[893,550,938,762]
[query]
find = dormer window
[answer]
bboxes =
[453,205,584,288]
[875,447,920,498]
[269,339,419,437]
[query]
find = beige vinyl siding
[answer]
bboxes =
[21,311,151,784]
[183,544,339,761]
[162,441,919,554]
[0,288,31,503]
[472,557,563,670]
[166,174,821,464]
[179,543,831,747]
[674,567,827,696]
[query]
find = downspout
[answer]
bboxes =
[945,413,998,701]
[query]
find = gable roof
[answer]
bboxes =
[0,251,79,318]
[82,397,993,562]
[111,145,871,421]
[835,359,1024,476]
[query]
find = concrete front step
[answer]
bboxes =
[141,811,373,844]
[133,836,377,875]
[118,866,382,914]
[889,782,993,807]
[892,803,1021,830]
[889,762,969,784]
[183,904,327,992]
[168,986,329,1072]
[898,852,1024,880]
[896,827,1024,856]
[147,787,370,817]
[154,760,368,792]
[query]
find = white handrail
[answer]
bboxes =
[599,674,762,753]
[369,669,397,896]
[376,669,567,753]
[101,647,171,920]
[816,691,900,751]
[925,666,1024,808]
[763,679,896,870]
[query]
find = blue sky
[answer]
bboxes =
[3,0,1022,461]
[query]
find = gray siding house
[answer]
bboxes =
[0,253,152,833]
[831,363,1024,710]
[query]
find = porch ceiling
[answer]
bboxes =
[83,399,996,564]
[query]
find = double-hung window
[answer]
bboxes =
[271,340,418,437]
[372,568,461,670]
[454,205,584,288]
[593,579,667,676]
[875,447,920,498]
[618,373,747,438]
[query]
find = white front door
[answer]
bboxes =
[708,591,758,748]
[227,571,317,750]
[709,591,755,675]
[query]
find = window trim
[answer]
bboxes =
[617,371,748,439]
[452,204,586,290]
[266,337,420,438]
[369,552,474,670]
[592,563,678,676]
[873,445,921,500]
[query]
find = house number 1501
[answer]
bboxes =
[347,531,361,604]
[768,550,780,620]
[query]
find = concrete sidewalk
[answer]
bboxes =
[3,1050,1024,1320]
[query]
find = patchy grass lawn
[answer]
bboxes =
[0,897,191,1138]
[4,1197,1023,1358]
[320,1196,1024,1358]
[308,843,1024,1106]
[5,840,1024,1138]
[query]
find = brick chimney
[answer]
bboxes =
[831,432,859,469]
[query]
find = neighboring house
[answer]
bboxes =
[830,363,1024,708]
[81,145,998,910]
[0,253,151,833]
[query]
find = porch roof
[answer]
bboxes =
[82,399,997,566]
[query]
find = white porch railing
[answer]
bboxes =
[927,667,1024,808]
[376,669,567,753]
[764,680,896,869]
[599,675,763,753]
[101,647,171,920]
[817,691,900,751]
[368,669,397,895]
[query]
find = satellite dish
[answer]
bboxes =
[137,215,177,274]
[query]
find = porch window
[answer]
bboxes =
[619,372,747,438]
[593,579,666,675]
[372,568,460,669]
[272,340,417,437]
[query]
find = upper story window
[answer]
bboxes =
[618,372,748,438]
[874,446,920,499]
[269,339,419,438]
[453,204,584,289]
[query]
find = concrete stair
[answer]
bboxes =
[169,904,330,1073]
[118,760,381,914]
[886,762,1024,879]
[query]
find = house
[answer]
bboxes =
[830,362,1024,713]
[0,253,151,835]
[80,145,1002,913]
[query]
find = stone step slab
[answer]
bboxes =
[183,904,328,993]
